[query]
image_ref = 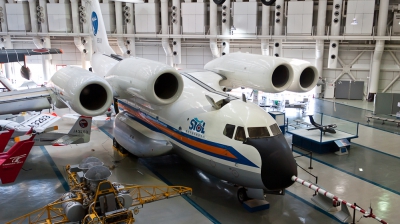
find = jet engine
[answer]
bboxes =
[48,66,113,117]
[282,58,319,92]
[204,52,294,93]
[105,57,184,105]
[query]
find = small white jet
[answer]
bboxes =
[0,0,319,202]
[0,113,92,146]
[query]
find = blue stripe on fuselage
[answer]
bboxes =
[118,100,258,168]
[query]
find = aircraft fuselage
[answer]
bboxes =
[113,70,297,191]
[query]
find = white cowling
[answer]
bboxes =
[281,58,319,92]
[105,57,184,105]
[48,66,113,117]
[204,52,294,93]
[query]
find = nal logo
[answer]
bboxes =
[189,118,206,134]
[79,119,88,128]
[91,12,98,36]
[9,154,27,164]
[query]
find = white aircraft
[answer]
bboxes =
[0,113,92,146]
[0,0,319,201]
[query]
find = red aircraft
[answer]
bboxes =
[0,129,35,184]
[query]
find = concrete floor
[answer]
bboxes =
[1,98,399,224]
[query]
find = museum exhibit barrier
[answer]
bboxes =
[288,113,359,154]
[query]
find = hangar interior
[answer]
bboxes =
[0,0,400,223]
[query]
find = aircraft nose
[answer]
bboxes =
[245,134,297,190]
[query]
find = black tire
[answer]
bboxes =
[237,187,248,203]
[213,0,226,5]
[261,0,276,6]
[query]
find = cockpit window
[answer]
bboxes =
[270,123,282,135]
[223,124,235,139]
[247,127,270,139]
[234,126,246,142]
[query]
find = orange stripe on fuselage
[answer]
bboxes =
[120,105,237,159]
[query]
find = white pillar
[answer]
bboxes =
[39,0,49,32]
[221,0,231,55]
[172,0,181,64]
[368,0,389,101]
[315,0,327,76]
[327,0,342,68]
[70,0,80,33]
[261,4,270,56]
[28,0,38,32]
[125,3,135,56]
[0,0,8,32]
[273,0,284,57]
[4,36,13,80]
[210,1,219,58]
[42,37,51,81]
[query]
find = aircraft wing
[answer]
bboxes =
[19,113,60,132]
[0,48,62,63]
[0,87,52,115]
[306,127,320,131]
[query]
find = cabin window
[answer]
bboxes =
[270,123,282,135]
[234,126,246,141]
[223,124,235,138]
[247,127,270,138]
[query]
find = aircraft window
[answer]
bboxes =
[247,127,270,138]
[223,124,235,138]
[270,123,282,135]
[234,126,246,141]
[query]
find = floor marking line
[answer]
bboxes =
[98,127,220,224]
[285,190,343,224]
[293,149,400,196]
[39,146,70,192]
[351,142,400,160]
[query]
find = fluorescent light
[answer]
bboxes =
[359,168,363,171]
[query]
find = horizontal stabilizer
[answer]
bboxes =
[52,135,83,146]
[20,113,60,132]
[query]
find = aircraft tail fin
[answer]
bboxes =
[68,116,92,143]
[308,115,318,126]
[88,0,115,55]
[0,130,14,153]
[0,135,35,184]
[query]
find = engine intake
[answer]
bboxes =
[105,57,183,105]
[204,52,294,93]
[49,66,113,117]
[282,58,319,92]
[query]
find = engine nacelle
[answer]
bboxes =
[204,52,294,93]
[105,57,184,105]
[282,58,319,92]
[48,66,113,117]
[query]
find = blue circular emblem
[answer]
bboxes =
[91,12,98,36]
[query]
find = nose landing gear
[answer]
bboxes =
[237,187,249,204]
